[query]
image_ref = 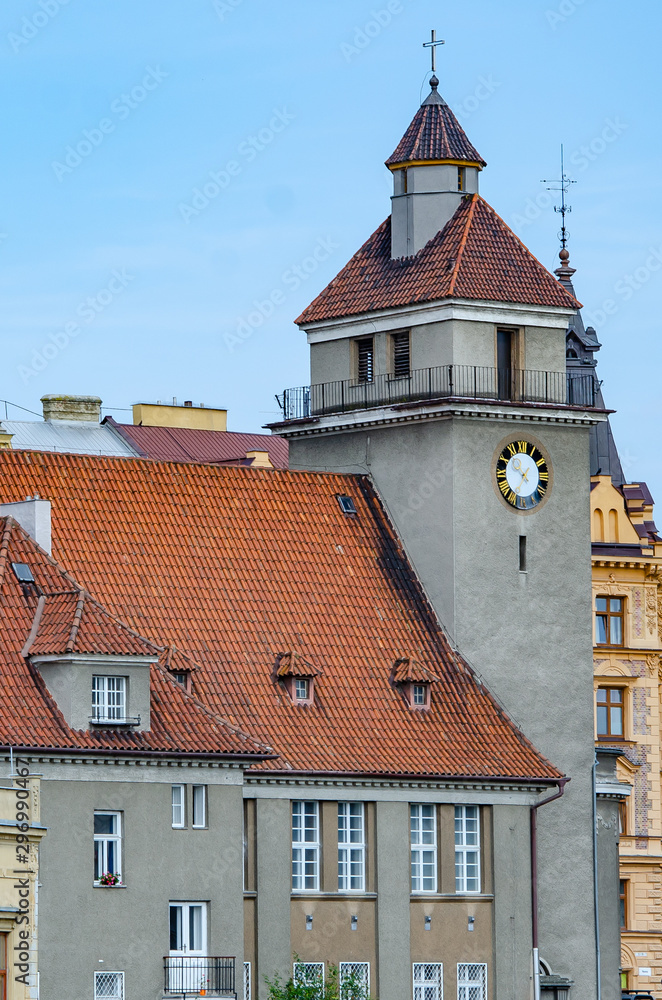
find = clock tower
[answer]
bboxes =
[269,74,614,999]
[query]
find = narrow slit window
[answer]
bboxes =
[519,536,527,572]
[172,785,185,828]
[192,785,207,828]
[457,167,465,192]
[392,332,411,378]
[357,339,374,384]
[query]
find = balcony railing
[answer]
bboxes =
[276,365,598,421]
[164,957,236,997]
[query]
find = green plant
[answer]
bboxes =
[264,961,373,1000]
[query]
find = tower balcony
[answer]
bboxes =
[275,365,598,422]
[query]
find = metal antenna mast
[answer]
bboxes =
[541,144,577,252]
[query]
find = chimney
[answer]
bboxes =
[0,498,52,554]
[246,451,273,469]
[41,394,102,423]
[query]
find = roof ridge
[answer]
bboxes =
[0,517,14,591]
[474,196,582,309]
[448,194,478,296]
[66,592,87,653]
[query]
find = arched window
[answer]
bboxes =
[593,508,604,542]
[609,509,619,543]
[566,347,578,359]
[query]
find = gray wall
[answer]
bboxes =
[289,410,599,995]
[38,767,244,1000]
[256,798,292,997]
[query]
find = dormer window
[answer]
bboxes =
[274,651,321,707]
[295,678,310,702]
[92,675,126,722]
[391,656,436,710]
[412,683,428,707]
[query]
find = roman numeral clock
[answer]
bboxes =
[493,438,552,512]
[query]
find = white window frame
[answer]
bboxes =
[168,901,207,956]
[457,963,487,1000]
[413,963,443,1000]
[454,806,481,893]
[295,678,310,701]
[94,971,125,1000]
[292,801,320,891]
[192,785,207,829]
[338,802,366,892]
[92,675,126,722]
[94,811,122,883]
[293,962,324,995]
[172,785,185,828]
[339,962,370,999]
[244,961,252,1000]
[410,804,437,893]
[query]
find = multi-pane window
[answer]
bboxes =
[192,786,207,828]
[169,902,206,955]
[339,962,370,1000]
[455,806,480,893]
[457,167,465,192]
[413,963,443,1000]
[295,678,310,702]
[410,804,437,893]
[457,964,487,1000]
[619,879,628,929]
[293,963,324,996]
[596,597,624,646]
[244,962,252,1000]
[338,802,365,891]
[357,339,374,383]
[292,801,320,890]
[392,332,411,378]
[92,675,126,722]
[172,785,185,828]
[94,812,122,883]
[413,684,427,707]
[94,972,124,1000]
[0,935,7,1000]
[596,688,624,739]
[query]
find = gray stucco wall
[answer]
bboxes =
[289,410,599,995]
[491,805,533,1000]
[375,801,411,1000]
[38,766,244,1000]
[256,797,292,997]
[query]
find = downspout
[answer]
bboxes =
[592,755,601,1000]
[531,778,570,1000]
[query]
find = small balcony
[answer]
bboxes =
[275,365,598,422]
[164,957,236,997]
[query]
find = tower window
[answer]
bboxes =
[457,167,465,192]
[519,536,527,572]
[356,338,374,383]
[392,332,411,378]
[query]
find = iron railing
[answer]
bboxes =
[164,957,236,997]
[276,366,597,421]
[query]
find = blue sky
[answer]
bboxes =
[1,0,660,495]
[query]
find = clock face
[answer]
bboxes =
[495,440,549,510]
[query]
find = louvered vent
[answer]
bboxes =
[392,332,410,378]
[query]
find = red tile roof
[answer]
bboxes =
[0,450,560,782]
[0,517,272,759]
[296,195,580,325]
[106,419,288,469]
[385,92,486,168]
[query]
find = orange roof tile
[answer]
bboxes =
[296,195,579,325]
[0,518,272,760]
[0,451,560,781]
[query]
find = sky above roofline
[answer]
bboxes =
[0,0,660,498]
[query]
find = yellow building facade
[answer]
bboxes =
[592,475,662,993]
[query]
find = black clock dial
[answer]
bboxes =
[495,440,549,510]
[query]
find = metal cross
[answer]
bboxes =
[423,29,445,74]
